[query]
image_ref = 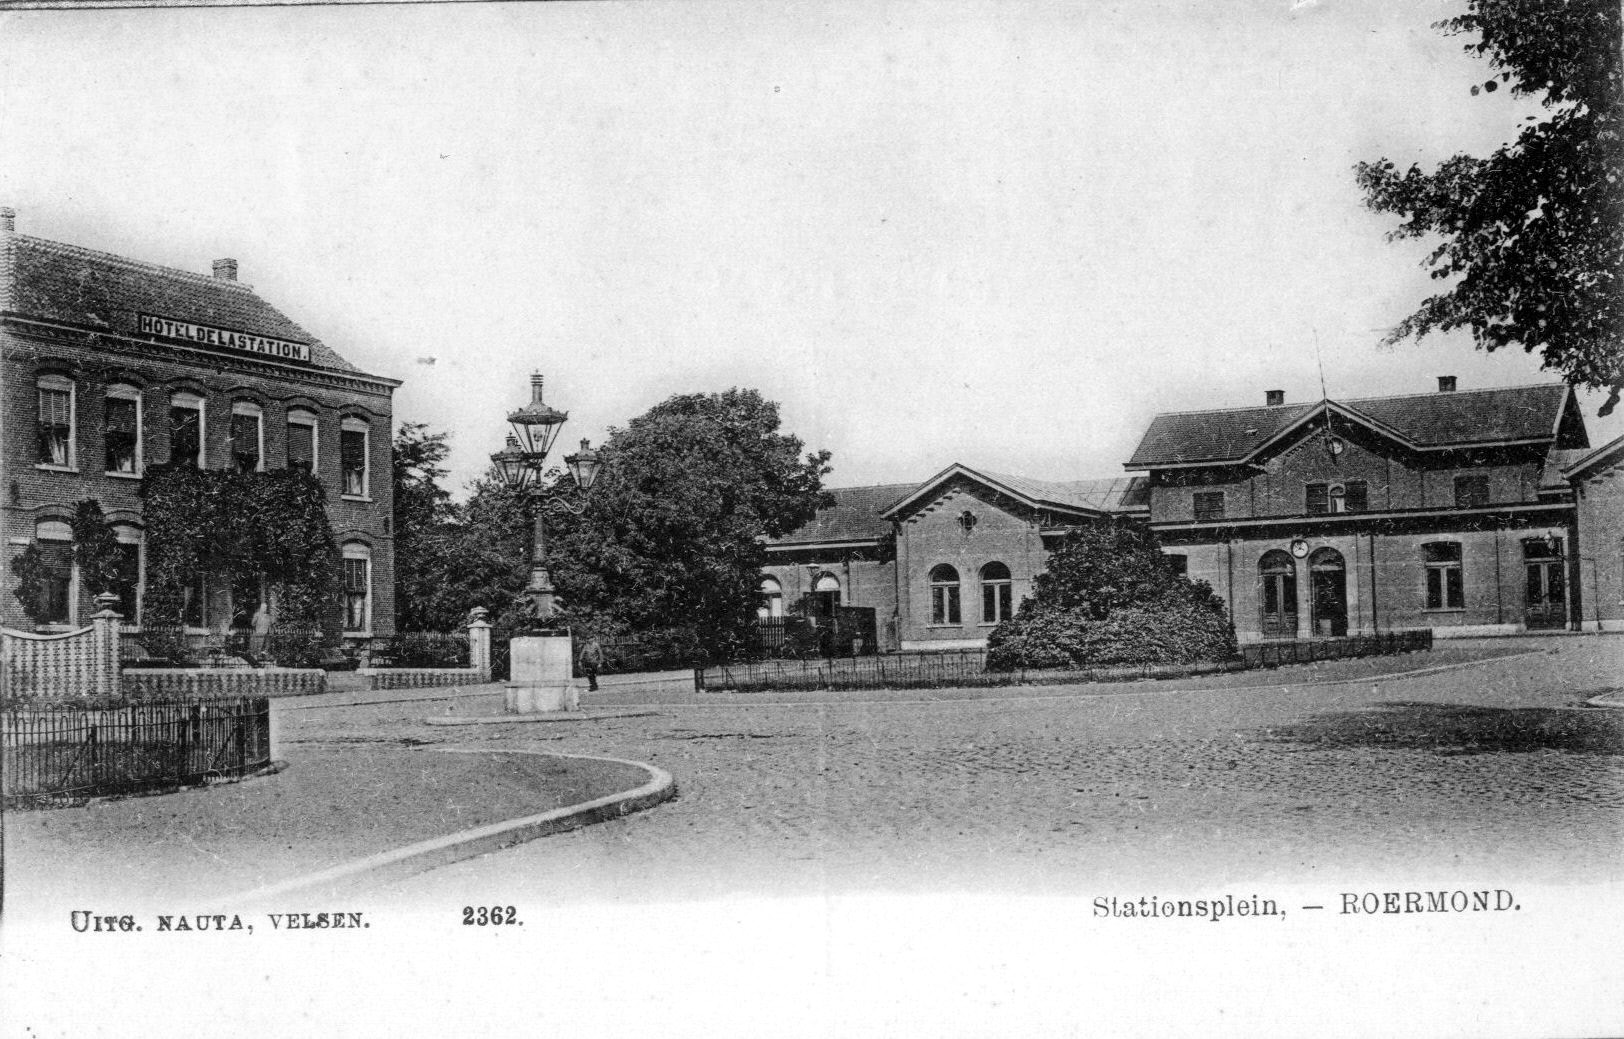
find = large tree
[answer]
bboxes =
[1355,0,1623,413]
[391,422,463,631]
[544,388,832,662]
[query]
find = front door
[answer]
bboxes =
[1310,549,1348,637]
[1523,537,1568,630]
[1259,551,1299,639]
[1524,560,1567,630]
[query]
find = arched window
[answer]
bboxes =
[340,417,370,498]
[111,525,143,624]
[33,520,74,625]
[169,391,205,467]
[1258,549,1298,638]
[930,564,961,625]
[37,373,75,469]
[342,542,372,633]
[1422,542,1463,610]
[980,561,1012,624]
[286,408,318,473]
[230,401,264,472]
[1308,547,1347,637]
[810,572,841,620]
[758,577,784,619]
[104,383,142,475]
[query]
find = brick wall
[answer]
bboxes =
[2,320,395,635]
[895,479,1045,648]
[1574,457,1624,631]
[120,668,327,699]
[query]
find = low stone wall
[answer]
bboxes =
[359,668,490,691]
[121,668,328,700]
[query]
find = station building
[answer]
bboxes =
[0,208,400,639]
[769,378,1624,647]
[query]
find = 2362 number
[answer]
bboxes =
[463,906,519,926]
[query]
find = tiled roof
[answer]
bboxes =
[769,483,915,545]
[978,470,1149,514]
[1540,448,1590,491]
[1126,385,1571,467]
[9,234,365,374]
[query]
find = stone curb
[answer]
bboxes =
[203,749,676,909]
[1584,691,1624,709]
[423,709,661,726]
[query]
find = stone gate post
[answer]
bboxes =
[466,606,492,682]
[91,592,123,699]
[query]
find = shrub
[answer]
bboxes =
[985,520,1238,671]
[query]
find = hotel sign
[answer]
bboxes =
[139,314,311,364]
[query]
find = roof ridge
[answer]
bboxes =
[17,234,261,291]
[1145,382,1564,421]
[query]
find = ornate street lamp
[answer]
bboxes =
[490,373,602,630]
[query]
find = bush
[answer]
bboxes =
[987,594,1237,671]
[985,520,1238,672]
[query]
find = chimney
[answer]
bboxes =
[0,208,14,314]
[212,258,238,281]
[1265,389,1285,407]
[1437,376,1457,393]
[0,207,14,234]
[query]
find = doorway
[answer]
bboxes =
[1309,548,1348,637]
[1523,538,1567,630]
[1259,550,1298,639]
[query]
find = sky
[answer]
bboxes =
[4,0,1618,497]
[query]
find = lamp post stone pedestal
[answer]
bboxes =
[505,634,579,713]
[488,373,605,715]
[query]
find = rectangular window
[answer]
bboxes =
[1342,480,1368,513]
[343,558,370,631]
[1193,491,1225,522]
[931,585,961,625]
[340,427,368,497]
[1166,553,1188,577]
[36,540,74,624]
[287,420,315,473]
[171,404,202,467]
[230,412,262,472]
[981,583,1012,624]
[105,395,140,474]
[1424,542,1464,610]
[38,385,72,467]
[111,541,141,622]
[1306,483,1329,515]
[1454,475,1490,508]
[182,574,207,628]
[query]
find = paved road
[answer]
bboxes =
[342,636,1623,907]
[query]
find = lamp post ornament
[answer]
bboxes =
[490,373,603,632]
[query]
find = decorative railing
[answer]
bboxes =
[2,695,273,809]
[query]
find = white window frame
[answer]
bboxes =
[758,577,784,619]
[341,542,373,634]
[170,391,206,468]
[34,519,77,628]
[287,407,319,474]
[36,374,77,472]
[230,401,265,472]
[340,417,371,500]
[104,383,144,477]
[929,564,962,626]
[979,562,1013,625]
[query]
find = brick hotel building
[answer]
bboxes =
[0,208,400,639]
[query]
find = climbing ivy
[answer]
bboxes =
[140,464,341,651]
[8,499,123,624]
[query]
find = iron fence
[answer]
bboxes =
[366,632,471,669]
[2,696,273,809]
[119,626,331,669]
[697,629,1434,693]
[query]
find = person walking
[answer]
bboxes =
[577,634,604,693]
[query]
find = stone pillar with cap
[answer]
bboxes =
[466,606,492,682]
[90,592,123,699]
